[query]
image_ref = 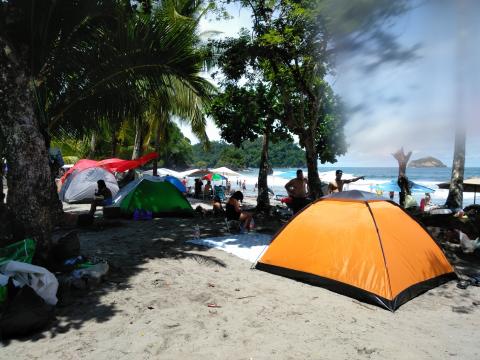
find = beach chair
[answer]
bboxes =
[214,185,226,201]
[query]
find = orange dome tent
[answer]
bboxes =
[256,190,455,311]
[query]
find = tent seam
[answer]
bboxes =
[365,201,394,301]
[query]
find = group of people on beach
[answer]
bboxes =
[284,169,365,214]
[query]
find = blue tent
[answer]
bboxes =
[163,175,186,193]
[374,179,435,193]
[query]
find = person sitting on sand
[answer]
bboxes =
[212,195,224,216]
[226,191,253,230]
[204,180,213,198]
[89,180,113,216]
[285,169,310,214]
[420,193,431,212]
[328,170,364,194]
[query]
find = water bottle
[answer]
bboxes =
[194,225,200,240]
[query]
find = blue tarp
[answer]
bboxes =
[374,179,435,193]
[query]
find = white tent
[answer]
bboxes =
[210,167,241,177]
[142,168,182,178]
[60,167,119,203]
[177,168,200,177]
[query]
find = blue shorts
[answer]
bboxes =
[102,198,113,206]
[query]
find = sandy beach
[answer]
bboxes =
[1,197,479,360]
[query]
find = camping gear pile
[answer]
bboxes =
[0,232,109,338]
[0,239,57,338]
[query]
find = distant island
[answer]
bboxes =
[408,156,447,168]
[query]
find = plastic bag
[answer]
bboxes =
[0,239,36,266]
[404,194,418,209]
[459,231,480,253]
[72,262,109,279]
[0,261,58,305]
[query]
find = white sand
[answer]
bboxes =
[1,203,479,359]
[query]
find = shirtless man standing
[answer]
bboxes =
[328,170,364,194]
[285,169,310,214]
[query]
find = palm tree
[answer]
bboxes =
[0,0,214,259]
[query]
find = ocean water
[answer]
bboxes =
[233,167,480,207]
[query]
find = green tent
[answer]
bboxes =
[119,179,193,216]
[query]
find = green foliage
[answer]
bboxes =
[191,139,305,169]
[216,147,246,170]
[208,0,347,168]
[53,121,193,168]
[0,0,215,149]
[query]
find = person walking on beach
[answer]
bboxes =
[194,178,203,198]
[328,170,364,194]
[242,180,246,191]
[285,169,310,214]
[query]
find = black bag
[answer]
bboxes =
[0,285,53,338]
[52,230,80,262]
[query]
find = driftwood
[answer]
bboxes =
[392,147,412,207]
[392,147,412,177]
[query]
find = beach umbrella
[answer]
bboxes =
[210,166,241,177]
[437,177,480,204]
[375,179,435,194]
[186,169,211,177]
[202,173,226,181]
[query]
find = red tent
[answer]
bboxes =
[61,152,158,184]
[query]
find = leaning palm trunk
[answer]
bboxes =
[445,127,465,210]
[132,117,144,160]
[89,131,97,158]
[0,38,53,262]
[256,131,270,211]
[152,111,167,176]
[0,158,4,209]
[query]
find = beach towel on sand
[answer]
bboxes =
[188,233,272,263]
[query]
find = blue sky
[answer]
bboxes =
[179,1,480,167]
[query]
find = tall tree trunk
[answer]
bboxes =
[0,38,53,262]
[256,130,270,211]
[445,2,469,210]
[152,116,164,176]
[89,131,97,158]
[132,117,143,160]
[445,127,465,209]
[304,134,323,199]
